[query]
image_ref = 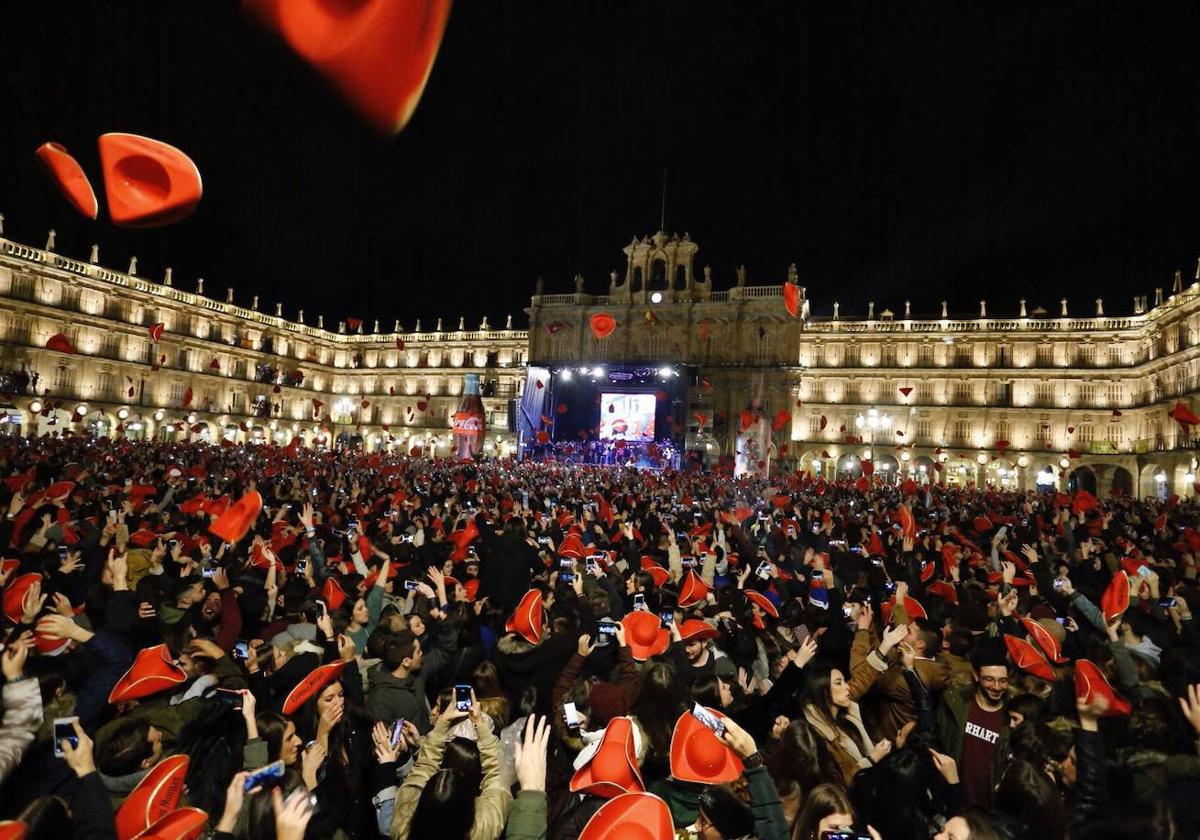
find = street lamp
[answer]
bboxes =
[854,408,892,478]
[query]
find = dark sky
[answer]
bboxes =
[1,2,1199,327]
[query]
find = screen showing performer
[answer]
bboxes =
[598,392,656,442]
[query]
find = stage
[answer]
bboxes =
[517,362,693,468]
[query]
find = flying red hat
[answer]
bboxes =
[282,661,347,716]
[1021,616,1067,664]
[208,490,263,545]
[243,0,452,136]
[0,820,27,840]
[1074,659,1132,717]
[589,313,617,340]
[98,133,202,228]
[109,644,187,704]
[3,573,41,624]
[45,332,76,354]
[642,564,669,588]
[1100,572,1130,623]
[505,589,544,645]
[783,281,801,318]
[1004,634,1056,682]
[577,792,673,840]
[135,806,208,840]
[113,754,190,840]
[677,619,719,642]
[677,570,710,608]
[570,716,644,799]
[620,610,669,661]
[669,708,744,784]
[36,141,98,219]
[745,590,779,619]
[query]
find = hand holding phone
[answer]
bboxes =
[454,684,472,712]
[53,717,81,758]
[691,703,725,737]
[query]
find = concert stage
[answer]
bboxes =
[517,363,693,466]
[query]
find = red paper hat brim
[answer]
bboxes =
[1004,634,1056,681]
[3,573,41,624]
[98,133,202,228]
[282,661,347,716]
[109,644,187,704]
[1101,572,1130,623]
[208,490,263,545]
[620,611,669,661]
[1021,617,1067,664]
[745,590,779,618]
[114,754,190,840]
[505,589,544,645]
[1074,659,1132,717]
[577,792,674,840]
[669,709,744,784]
[570,717,643,799]
[136,806,208,840]
[678,619,719,642]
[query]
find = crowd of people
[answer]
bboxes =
[524,437,683,470]
[0,433,1196,839]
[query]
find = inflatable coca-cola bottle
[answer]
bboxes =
[452,373,486,459]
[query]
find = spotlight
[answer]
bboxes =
[117,408,129,420]
[560,370,572,381]
[29,400,42,414]
[658,367,672,378]
[153,409,165,421]
[650,292,663,304]
[592,366,605,377]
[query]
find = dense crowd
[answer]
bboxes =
[0,434,1197,840]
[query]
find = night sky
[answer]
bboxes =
[1,2,1199,327]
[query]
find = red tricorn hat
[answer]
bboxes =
[669,708,744,784]
[620,610,669,662]
[505,589,544,645]
[208,490,262,545]
[881,595,927,623]
[109,644,187,704]
[677,618,719,642]
[1101,572,1130,623]
[114,754,189,840]
[321,578,347,611]
[1074,659,1132,717]
[37,141,99,219]
[3,573,41,624]
[1021,616,1067,664]
[570,716,644,798]
[45,480,76,502]
[136,806,208,840]
[282,661,346,716]
[783,281,801,318]
[463,578,481,602]
[0,820,26,840]
[926,580,958,605]
[1004,634,1056,682]
[577,792,674,840]
[98,133,202,228]
[677,570,710,608]
[589,313,617,340]
[46,332,76,354]
[745,590,779,619]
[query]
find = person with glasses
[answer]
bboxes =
[933,645,1011,809]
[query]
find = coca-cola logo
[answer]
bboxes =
[453,413,484,433]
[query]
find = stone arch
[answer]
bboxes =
[1111,465,1134,497]
[836,453,862,479]
[910,455,936,483]
[875,453,900,482]
[1139,463,1166,500]
[647,256,669,293]
[1067,465,1097,495]
[673,263,688,292]
[631,266,643,293]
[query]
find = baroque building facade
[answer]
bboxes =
[1,226,1198,500]
[0,230,528,457]
[528,232,1200,500]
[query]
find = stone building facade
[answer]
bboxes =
[0,231,528,457]
[528,231,1200,499]
[1,226,1198,499]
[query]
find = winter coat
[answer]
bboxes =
[0,676,43,783]
[390,716,512,840]
[804,701,878,786]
